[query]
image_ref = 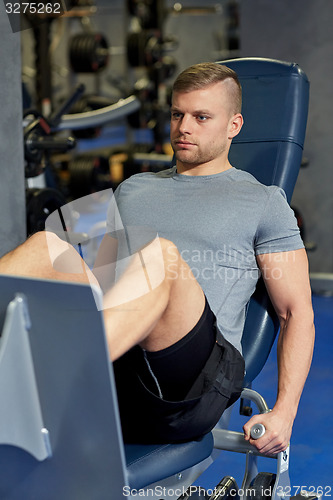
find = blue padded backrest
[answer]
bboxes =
[223,57,309,201]
[218,58,309,384]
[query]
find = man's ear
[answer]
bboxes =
[228,113,244,139]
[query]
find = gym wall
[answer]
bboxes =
[0,4,26,257]
[240,0,333,274]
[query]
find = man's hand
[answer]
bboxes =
[243,408,293,456]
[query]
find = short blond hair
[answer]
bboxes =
[172,62,242,115]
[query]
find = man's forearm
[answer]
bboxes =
[274,311,315,418]
[243,312,314,455]
[244,249,315,455]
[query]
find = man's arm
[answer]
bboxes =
[243,248,315,455]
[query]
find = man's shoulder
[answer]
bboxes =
[229,167,266,186]
[229,168,283,197]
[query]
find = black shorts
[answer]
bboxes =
[113,298,245,444]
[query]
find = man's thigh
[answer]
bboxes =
[134,237,207,352]
[114,298,245,444]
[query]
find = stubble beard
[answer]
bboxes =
[174,143,227,166]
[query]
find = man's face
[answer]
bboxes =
[170,81,239,171]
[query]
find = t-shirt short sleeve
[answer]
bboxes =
[255,186,304,255]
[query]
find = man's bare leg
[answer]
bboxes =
[0,231,97,285]
[0,232,206,362]
[102,237,205,361]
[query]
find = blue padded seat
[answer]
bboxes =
[125,433,214,489]
[125,58,309,489]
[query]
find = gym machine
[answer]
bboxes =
[23,82,140,234]
[1,54,323,498]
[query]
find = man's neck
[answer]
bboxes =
[176,160,232,176]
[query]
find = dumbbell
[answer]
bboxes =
[69,33,109,73]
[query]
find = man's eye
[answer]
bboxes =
[172,112,182,119]
[197,115,208,121]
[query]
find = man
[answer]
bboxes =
[0,63,314,455]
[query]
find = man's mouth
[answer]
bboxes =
[175,140,195,146]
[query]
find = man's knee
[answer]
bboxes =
[25,231,57,254]
[25,231,83,276]
[158,238,197,279]
[25,231,68,266]
[139,237,180,279]
[158,237,180,265]
[141,237,197,287]
[0,231,55,277]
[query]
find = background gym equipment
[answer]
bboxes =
[66,94,118,138]
[22,83,140,234]
[23,83,86,178]
[125,0,179,152]
[26,187,70,236]
[126,31,178,68]
[50,94,140,131]
[68,154,113,199]
[69,33,110,73]
[21,0,179,200]
[23,84,85,233]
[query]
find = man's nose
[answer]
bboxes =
[178,115,192,134]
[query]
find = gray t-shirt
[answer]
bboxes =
[106,166,303,353]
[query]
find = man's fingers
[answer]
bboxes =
[249,431,288,456]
